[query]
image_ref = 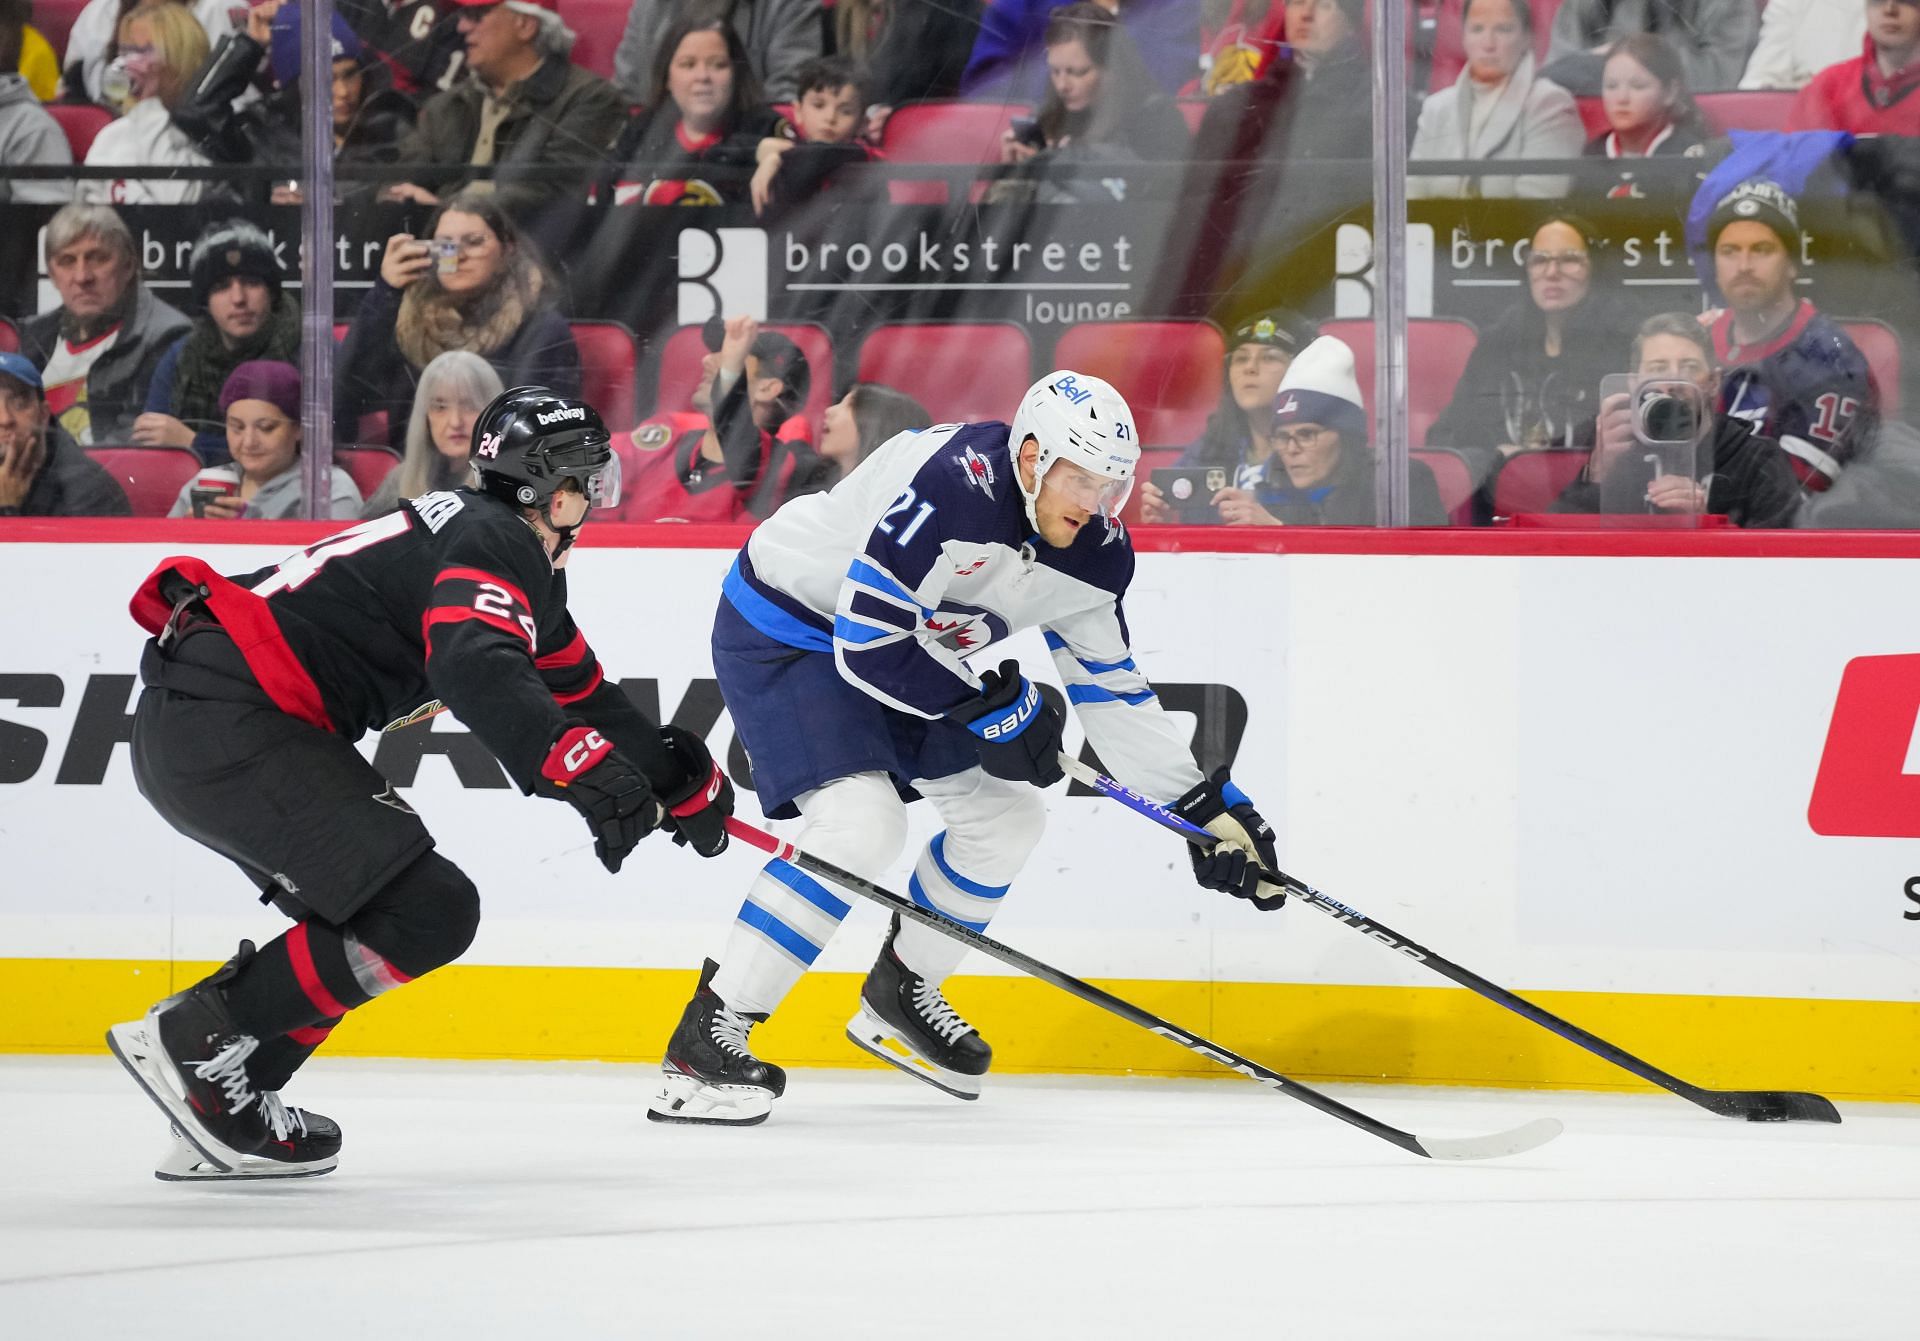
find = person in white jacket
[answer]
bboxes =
[60,0,233,103]
[78,1,211,205]
[1739,0,1868,90]
[1410,0,1584,199]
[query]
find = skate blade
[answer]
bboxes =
[155,1153,339,1182]
[646,1069,774,1127]
[106,1020,249,1175]
[845,1006,982,1101]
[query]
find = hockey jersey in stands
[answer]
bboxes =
[1711,300,1873,487]
[725,423,1204,803]
[131,488,665,793]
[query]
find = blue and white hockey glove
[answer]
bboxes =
[1171,768,1287,911]
[948,660,1066,788]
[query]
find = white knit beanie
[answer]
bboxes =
[1271,335,1367,438]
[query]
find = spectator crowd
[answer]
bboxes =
[0,0,1917,528]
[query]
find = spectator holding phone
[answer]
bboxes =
[1135,308,1316,524]
[360,350,505,518]
[167,361,360,520]
[334,189,580,445]
[0,351,130,517]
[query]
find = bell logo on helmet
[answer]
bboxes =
[1053,375,1093,406]
[536,406,587,427]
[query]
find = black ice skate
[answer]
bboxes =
[846,917,991,1100]
[106,947,276,1173]
[154,1095,343,1182]
[648,959,788,1126]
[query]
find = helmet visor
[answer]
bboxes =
[582,455,621,510]
[1046,458,1131,518]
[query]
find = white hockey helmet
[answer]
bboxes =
[1008,370,1140,529]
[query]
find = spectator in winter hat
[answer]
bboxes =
[0,351,131,517]
[1209,335,1447,526]
[1136,308,1319,523]
[134,220,302,464]
[167,361,363,520]
[1704,178,1875,488]
[20,202,190,447]
[1786,0,1920,135]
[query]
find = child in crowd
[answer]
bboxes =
[750,55,881,218]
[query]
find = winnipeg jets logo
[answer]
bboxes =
[925,615,980,651]
[1276,395,1298,416]
[952,557,988,577]
[955,447,995,498]
[476,431,503,460]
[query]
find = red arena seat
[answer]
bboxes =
[1492,449,1590,519]
[1413,448,1475,526]
[856,322,1034,426]
[85,445,200,516]
[881,101,1028,164]
[1837,318,1902,416]
[0,316,16,352]
[336,446,401,500]
[48,103,113,161]
[33,1,87,60]
[1696,91,1796,135]
[1053,320,1226,447]
[651,322,835,430]
[570,320,640,432]
[1318,317,1479,448]
[553,0,626,82]
[1575,97,1609,141]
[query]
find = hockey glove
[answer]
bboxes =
[1171,767,1287,911]
[658,725,734,858]
[540,726,658,874]
[947,660,1066,788]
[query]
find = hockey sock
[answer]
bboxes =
[248,1017,343,1092]
[894,830,1014,985]
[221,851,480,1038]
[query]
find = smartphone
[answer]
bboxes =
[430,237,459,278]
[189,487,223,519]
[1009,116,1046,149]
[1151,467,1230,523]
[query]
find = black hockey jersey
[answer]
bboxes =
[131,488,668,794]
[1712,300,1874,488]
[338,0,467,96]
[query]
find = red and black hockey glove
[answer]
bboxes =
[947,660,1066,788]
[657,725,734,858]
[1171,767,1287,911]
[540,726,658,874]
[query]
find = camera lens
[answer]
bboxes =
[1639,393,1698,443]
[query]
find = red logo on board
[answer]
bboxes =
[1807,654,1920,837]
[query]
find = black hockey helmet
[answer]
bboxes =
[471,385,619,510]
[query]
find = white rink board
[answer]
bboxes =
[1,538,1916,1003]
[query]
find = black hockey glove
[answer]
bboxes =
[658,725,734,858]
[1171,767,1287,911]
[947,660,1066,788]
[540,726,658,874]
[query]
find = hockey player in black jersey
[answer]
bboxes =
[106,386,734,1181]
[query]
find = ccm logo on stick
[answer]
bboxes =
[1808,654,1920,838]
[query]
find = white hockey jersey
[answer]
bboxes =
[723,421,1204,803]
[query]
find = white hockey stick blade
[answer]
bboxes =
[1414,1116,1564,1162]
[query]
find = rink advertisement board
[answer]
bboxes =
[2,524,1918,1100]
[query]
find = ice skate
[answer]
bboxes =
[106,955,275,1173]
[154,1093,342,1182]
[846,917,991,1100]
[648,959,788,1126]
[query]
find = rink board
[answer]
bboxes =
[2,523,1919,1099]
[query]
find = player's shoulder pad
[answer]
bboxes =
[889,421,1021,540]
[422,488,554,590]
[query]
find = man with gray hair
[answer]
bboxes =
[19,202,189,446]
[381,0,624,222]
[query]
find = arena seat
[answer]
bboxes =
[1425,0,1557,92]
[881,102,1029,165]
[1413,448,1475,526]
[652,322,835,429]
[1696,91,1796,135]
[553,0,627,82]
[48,103,113,161]
[0,316,16,353]
[1575,97,1609,142]
[1052,320,1225,447]
[1837,318,1902,416]
[569,320,640,431]
[85,445,200,516]
[336,446,401,500]
[1492,449,1590,519]
[856,322,1034,426]
[33,1,86,69]
[1317,317,1478,448]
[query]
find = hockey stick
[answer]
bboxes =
[722,816,1562,1162]
[1060,754,1842,1124]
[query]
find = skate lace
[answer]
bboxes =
[709,1005,758,1059]
[259,1091,309,1142]
[192,1036,260,1116]
[911,981,973,1045]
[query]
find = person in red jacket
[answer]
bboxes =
[1786,0,1920,135]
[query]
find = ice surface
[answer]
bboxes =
[1,1057,1914,1339]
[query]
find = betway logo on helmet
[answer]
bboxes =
[536,406,586,426]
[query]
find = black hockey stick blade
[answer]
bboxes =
[724,818,1563,1162]
[1059,755,1843,1125]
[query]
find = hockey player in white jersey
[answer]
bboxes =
[650,370,1287,1125]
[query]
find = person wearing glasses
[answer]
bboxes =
[1427,214,1629,480]
[1208,335,1446,526]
